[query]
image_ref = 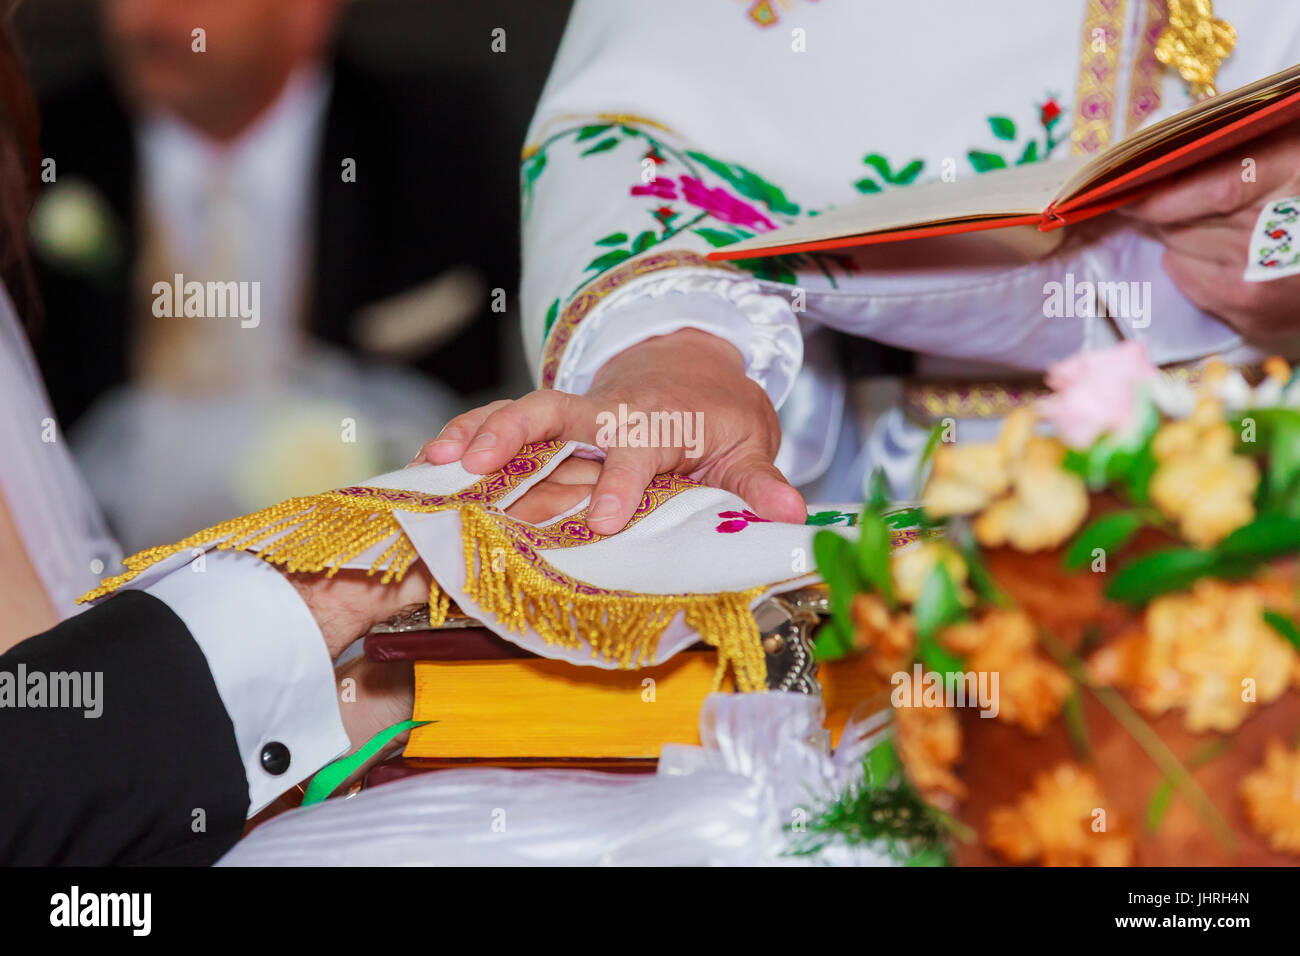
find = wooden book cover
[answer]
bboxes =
[710,63,1300,260]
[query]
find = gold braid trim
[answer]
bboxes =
[457,505,768,692]
[76,490,769,692]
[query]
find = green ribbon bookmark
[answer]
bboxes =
[301,719,432,806]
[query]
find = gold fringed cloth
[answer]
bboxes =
[78,441,830,691]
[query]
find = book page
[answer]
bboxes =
[1057,61,1300,203]
[718,155,1087,257]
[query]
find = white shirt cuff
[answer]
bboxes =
[142,550,350,816]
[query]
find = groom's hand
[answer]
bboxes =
[412,329,806,534]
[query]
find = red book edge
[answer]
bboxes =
[707,85,1300,260]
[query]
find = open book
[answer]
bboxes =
[710,62,1300,261]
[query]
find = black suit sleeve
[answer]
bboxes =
[0,591,250,865]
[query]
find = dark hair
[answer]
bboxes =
[0,19,41,330]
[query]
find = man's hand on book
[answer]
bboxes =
[1121,125,1300,340]
[415,328,806,534]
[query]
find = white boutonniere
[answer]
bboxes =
[29,178,124,277]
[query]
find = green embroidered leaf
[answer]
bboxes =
[892,159,924,185]
[1016,140,1040,165]
[862,154,895,179]
[988,116,1017,141]
[685,150,800,215]
[574,124,613,142]
[631,230,656,253]
[967,150,1007,172]
[594,232,628,246]
[693,227,744,247]
[1263,610,1300,651]
[853,177,883,194]
[732,257,797,284]
[580,137,620,157]
[585,248,633,271]
[541,298,560,339]
[806,510,855,526]
[1063,511,1143,571]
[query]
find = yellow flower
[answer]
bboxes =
[941,608,1072,733]
[1148,398,1258,547]
[1240,740,1300,855]
[986,763,1134,866]
[923,408,1088,552]
[850,592,915,680]
[1089,578,1298,732]
[891,540,971,606]
[894,702,966,806]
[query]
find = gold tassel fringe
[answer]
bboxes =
[78,491,769,692]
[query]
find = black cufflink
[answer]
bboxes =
[260,741,291,775]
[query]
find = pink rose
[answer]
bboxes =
[1039,342,1159,448]
[679,176,777,232]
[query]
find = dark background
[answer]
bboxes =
[13,0,576,385]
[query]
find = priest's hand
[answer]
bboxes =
[412,328,806,534]
[1119,124,1300,340]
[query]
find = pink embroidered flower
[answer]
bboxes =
[1039,342,1160,448]
[715,509,771,533]
[679,175,777,232]
[631,178,678,200]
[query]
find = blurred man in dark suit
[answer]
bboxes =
[30,0,509,549]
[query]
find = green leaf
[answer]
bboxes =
[1145,779,1175,832]
[574,124,613,142]
[631,230,656,254]
[580,136,620,157]
[1263,610,1300,651]
[813,530,865,660]
[685,150,800,215]
[853,177,883,194]
[960,537,1010,607]
[864,739,900,787]
[584,248,633,271]
[967,150,1007,172]
[541,298,560,339]
[988,116,1017,141]
[892,159,924,185]
[594,232,628,246]
[1064,688,1092,759]
[692,227,744,248]
[913,563,967,673]
[1063,510,1143,571]
[1217,515,1300,560]
[1265,415,1300,512]
[866,467,891,514]
[1105,548,1219,604]
[855,510,895,606]
[913,421,946,498]
[814,621,853,661]
[1016,140,1040,165]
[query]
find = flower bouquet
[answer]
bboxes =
[814,343,1300,865]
